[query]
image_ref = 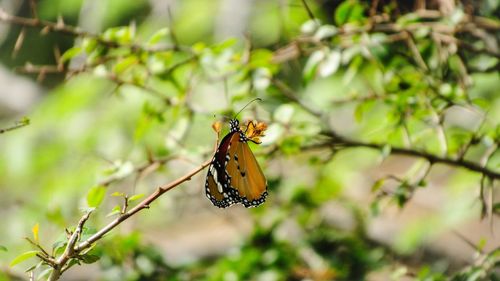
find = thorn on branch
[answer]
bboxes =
[12,28,26,58]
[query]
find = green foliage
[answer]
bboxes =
[87,185,107,208]
[0,0,499,280]
[10,251,39,267]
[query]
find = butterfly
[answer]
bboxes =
[205,118,268,208]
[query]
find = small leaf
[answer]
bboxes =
[60,47,82,63]
[335,0,365,25]
[318,50,341,77]
[113,56,139,74]
[371,179,385,192]
[303,50,325,82]
[66,259,81,270]
[0,245,7,252]
[300,19,321,34]
[128,194,144,202]
[148,28,169,45]
[32,223,39,243]
[86,186,107,208]
[111,192,125,197]
[25,261,42,273]
[80,254,100,264]
[18,116,30,126]
[477,238,487,252]
[82,38,98,54]
[10,251,39,267]
[417,179,427,187]
[313,25,337,40]
[52,240,67,255]
[106,205,122,217]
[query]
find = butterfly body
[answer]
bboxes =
[205,119,268,208]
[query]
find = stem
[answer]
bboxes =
[75,160,210,251]
[46,159,211,280]
[316,130,500,180]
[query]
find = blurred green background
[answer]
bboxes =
[0,0,499,280]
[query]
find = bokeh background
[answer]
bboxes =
[0,0,499,280]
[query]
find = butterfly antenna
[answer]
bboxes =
[233,98,262,119]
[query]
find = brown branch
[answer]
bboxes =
[0,8,183,53]
[48,211,92,281]
[46,158,212,280]
[15,63,174,103]
[76,159,210,251]
[316,130,500,180]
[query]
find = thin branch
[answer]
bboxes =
[75,159,211,252]
[272,78,322,117]
[47,155,213,280]
[0,118,30,134]
[314,130,500,180]
[452,230,485,255]
[48,211,92,281]
[300,0,316,21]
[0,8,182,53]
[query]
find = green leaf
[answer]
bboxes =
[61,47,83,63]
[52,240,67,256]
[371,179,385,192]
[113,56,139,74]
[249,49,274,69]
[0,245,7,252]
[335,0,365,25]
[38,268,52,280]
[80,254,100,264]
[148,28,169,45]
[211,38,237,53]
[102,26,134,44]
[477,238,487,252]
[10,251,39,267]
[111,192,125,197]
[86,186,107,208]
[396,13,420,26]
[82,38,98,54]
[18,116,30,126]
[106,205,122,217]
[128,194,144,202]
[303,50,325,82]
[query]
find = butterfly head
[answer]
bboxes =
[229,119,240,132]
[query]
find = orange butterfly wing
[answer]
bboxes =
[226,137,267,207]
